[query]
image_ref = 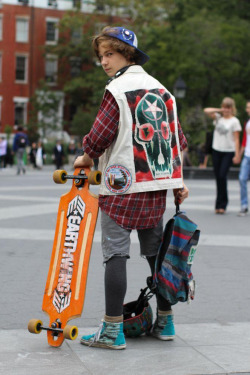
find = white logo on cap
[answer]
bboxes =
[122,28,138,48]
[122,28,133,40]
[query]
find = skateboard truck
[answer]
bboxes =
[53,169,101,187]
[46,319,62,336]
[28,318,78,341]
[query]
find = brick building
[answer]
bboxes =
[0,0,97,137]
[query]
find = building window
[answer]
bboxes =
[69,57,82,77]
[13,98,28,126]
[0,16,2,40]
[0,97,2,122]
[46,19,58,44]
[45,55,58,84]
[0,54,2,81]
[15,55,28,82]
[95,0,105,11]
[71,28,82,44]
[73,0,81,8]
[17,0,29,5]
[16,18,29,43]
[48,0,57,7]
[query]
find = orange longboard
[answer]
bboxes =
[28,167,101,347]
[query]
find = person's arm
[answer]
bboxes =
[203,107,222,120]
[239,146,245,160]
[235,122,247,164]
[232,131,241,164]
[172,121,189,204]
[42,147,46,160]
[173,116,190,204]
[174,182,189,204]
[173,151,189,204]
[202,154,209,168]
[25,134,29,146]
[12,135,17,152]
[74,90,119,169]
[74,152,94,168]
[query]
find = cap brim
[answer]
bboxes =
[136,49,150,65]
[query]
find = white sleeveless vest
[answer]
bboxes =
[99,65,183,196]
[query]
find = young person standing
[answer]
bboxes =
[74,26,189,350]
[13,126,29,175]
[204,98,241,214]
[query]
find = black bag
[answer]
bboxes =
[17,135,27,148]
[205,131,213,155]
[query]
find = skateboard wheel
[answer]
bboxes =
[28,319,43,334]
[63,325,78,340]
[53,170,67,184]
[88,170,101,185]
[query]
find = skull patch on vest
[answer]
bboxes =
[125,88,181,183]
[135,92,172,179]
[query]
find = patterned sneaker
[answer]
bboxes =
[151,314,175,341]
[237,208,248,217]
[81,320,126,350]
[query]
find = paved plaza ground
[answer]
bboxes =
[0,165,250,375]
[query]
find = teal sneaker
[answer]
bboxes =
[151,314,175,341]
[81,320,126,350]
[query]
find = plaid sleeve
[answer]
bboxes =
[82,90,119,159]
[177,119,188,151]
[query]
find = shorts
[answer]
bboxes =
[101,211,163,263]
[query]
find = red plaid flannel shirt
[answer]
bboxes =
[83,90,187,229]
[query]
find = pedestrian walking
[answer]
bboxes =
[74,26,189,350]
[36,140,46,169]
[204,97,241,214]
[67,138,76,169]
[0,136,7,169]
[29,142,37,168]
[53,140,64,169]
[234,100,250,216]
[12,126,29,175]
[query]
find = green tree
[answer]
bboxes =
[45,9,108,138]
[70,105,97,138]
[28,81,63,141]
[129,9,248,131]
[170,0,250,22]
[44,0,250,158]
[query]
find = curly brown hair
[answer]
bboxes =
[92,27,140,64]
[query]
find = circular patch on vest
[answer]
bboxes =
[104,165,132,194]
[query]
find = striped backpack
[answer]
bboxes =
[152,207,200,305]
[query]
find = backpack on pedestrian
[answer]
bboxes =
[17,134,27,149]
[150,205,200,305]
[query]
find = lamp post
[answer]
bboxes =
[173,76,187,99]
[173,76,187,118]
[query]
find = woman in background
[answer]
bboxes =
[204,97,241,214]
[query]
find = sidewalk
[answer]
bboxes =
[1,165,250,375]
[2,323,250,375]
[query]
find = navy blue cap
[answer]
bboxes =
[104,27,149,65]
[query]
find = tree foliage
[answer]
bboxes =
[28,81,63,142]
[44,0,250,154]
[130,0,250,150]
